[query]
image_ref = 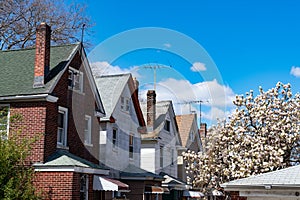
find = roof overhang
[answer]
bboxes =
[33,164,109,175]
[0,94,58,103]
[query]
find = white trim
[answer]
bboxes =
[0,104,10,137]
[33,165,109,175]
[84,115,92,145]
[57,106,68,147]
[0,94,58,102]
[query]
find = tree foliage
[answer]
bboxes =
[0,107,41,199]
[0,0,91,50]
[184,82,300,194]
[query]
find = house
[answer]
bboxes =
[140,90,187,198]
[94,74,165,200]
[0,22,125,199]
[176,113,203,183]
[221,165,300,200]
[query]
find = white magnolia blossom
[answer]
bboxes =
[183,82,300,193]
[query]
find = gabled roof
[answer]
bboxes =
[33,150,109,174]
[120,164,164,181]
[94,73,145,126]
[94,73,130,120]
[0,44,78,97]
[140,100,180,142]
[221,165,300,190]
[176,114,196,148]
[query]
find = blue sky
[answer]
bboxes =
[78,0,300,126]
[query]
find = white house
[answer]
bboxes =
[94,73,145,177]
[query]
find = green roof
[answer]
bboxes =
[41,149,109,170]
[0,44,79,97]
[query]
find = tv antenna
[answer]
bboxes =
[177,100,209,125]
[143,63,170,91]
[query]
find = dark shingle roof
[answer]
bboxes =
[0,44,79,97]
[120,164,164,180]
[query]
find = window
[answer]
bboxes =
[171,149,174,166]
[160,146,164,168]
[84,115,92,145]
[80,174,88,200]
[129,134,134,159]
[164,120,170,132]
[68,67,83,92]
[112,128,118,148]
[120,97,130,112]
[189,131,194,141]
[0,105,9,137]
[57,106,68,147]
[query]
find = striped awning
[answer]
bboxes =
[183,190,205,197]
[144,185,164,194]
[93,176,129,191]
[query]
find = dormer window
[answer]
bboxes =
[68,67,83,93]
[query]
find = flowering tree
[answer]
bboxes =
[183,82,300,194]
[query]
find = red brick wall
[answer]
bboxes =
[52,52,100,164]
[229,191,247,200]
[10,102,47,164]
[34,171,75,199]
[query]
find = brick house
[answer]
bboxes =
[94,74,165,200]
[0,23,120,199]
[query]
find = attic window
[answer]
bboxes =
[68,67,83,93]
[164,120,170,132]
[120,97,130,112]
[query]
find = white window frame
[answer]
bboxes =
[160,145,164,168]
[80,174,88,200]
[0,104,10,138]
[112,128,118,148]
[171,149,174,166]
[68,67,84,93]
[84,115,92,146]
[120,96,130,112]
[57,106,68,148]
[129,133,134,159]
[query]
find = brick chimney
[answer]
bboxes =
[147,90,156,127]
[199,123,207,138]
[33,22,51,88]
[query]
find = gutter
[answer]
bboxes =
[0,94,58,103]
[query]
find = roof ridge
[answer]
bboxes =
[0,42,80,53]
[94,73,131,78]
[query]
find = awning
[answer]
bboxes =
[93,176,129,191]
[183,190,205,197]
[144,186,164,194]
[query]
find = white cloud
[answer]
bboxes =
[139,78,236,125]
[163,43,171,48]
[90,61,140,77]
[190,62,207,72]
[290,66,300,77]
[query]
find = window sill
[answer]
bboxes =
[68,87,85,95]
[84,143,93,147]
[57,144,69,150]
